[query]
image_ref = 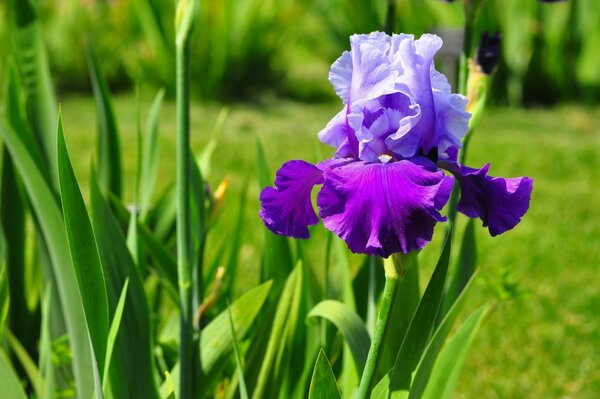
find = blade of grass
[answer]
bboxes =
[418,305,490,399]
[0,349,27,399]
[90,171,159,399]
[227,301,249,399]
[253,263,303,399]
[0,119,96,397]
[161,281,272,398]
[102,279,129,393]
[308,349,342,399]
[140,88,165,219]
[9,0,58,188]
[4,329,42,396]
[57,114,109,375]
[387,231,453,395]
[39,285,54,399]
[87,43,123,198]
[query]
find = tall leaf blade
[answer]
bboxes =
[140,88,165,219]
[442,219,477,317]
[90,172,159,399]
[387,232,453,394]
[162,281,273,398]
[307,300,371,375]
[419,305,490,399]
[57,116,109,374]
[87,44,123,198]
[308,349,342,399]
[0,120,96,397]
[9,0,58,188]
[0,350,27,399]
[253,263,303,399]
[371,270,480,399]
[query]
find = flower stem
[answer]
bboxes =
[356,254,406,399]
[176,36,194,399]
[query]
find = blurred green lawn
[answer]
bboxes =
[60,94,600,398]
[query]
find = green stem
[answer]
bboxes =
[176,42,194,398]
[356,255,405,399]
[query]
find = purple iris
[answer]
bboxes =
[259,32,532,257]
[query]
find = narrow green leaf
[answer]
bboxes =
[106,194,178,302]
[87,44,123,198]
[140,88,165,219]
[57,115,109,374]
[442,219,477,316]
[371,270,480,399]
[39,285,54,399]
[253,263,303,399]
[196,106,228,179]
[4,329,41,396]
[162,281,272,398]
[2,61,40,358]
[0,226,8,335]
[308,349,342,399]
[0,349,27,399]
[307,300,371,375]
[90,172,159,399]
[222,183,247,298]
[10,0,58,188]
[419,305,490,399]
[227,302,249,399]
[102,279,129,393]
[387,231,453,394]
[0,119,96,397]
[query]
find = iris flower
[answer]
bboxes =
[259,32,532,257]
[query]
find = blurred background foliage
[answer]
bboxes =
[1,0,599,104]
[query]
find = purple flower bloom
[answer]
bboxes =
[259,32,533,257]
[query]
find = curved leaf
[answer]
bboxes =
[307,300,371,375]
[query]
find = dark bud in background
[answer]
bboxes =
[476,32,502,75]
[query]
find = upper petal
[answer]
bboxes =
[259,160,325,239]
[348,32,398,105]
[317,158,453,257]
[450,163,533,236]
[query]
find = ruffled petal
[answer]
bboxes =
[329,51,353,104]
[451,163,533,236]
[317,158,453,257]
[259,160,324,239]
[348,32,398,105]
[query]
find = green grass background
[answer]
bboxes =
[59,95,600,398]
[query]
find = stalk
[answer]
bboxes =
[356,254,406,399]
[175,1,198,397]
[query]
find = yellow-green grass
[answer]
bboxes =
[59,94,600,398]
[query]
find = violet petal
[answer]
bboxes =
[317,157,453,257]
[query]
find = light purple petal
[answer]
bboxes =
[317,157,453,257]
[348,32,398,105]
[451,163,533,236]
[329,51,353,104]
[259,160,324,239]
[318,109,349,149]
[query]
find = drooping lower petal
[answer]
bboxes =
[452,163,533,236]
[259,160,324,239]
[317,158,453,257]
